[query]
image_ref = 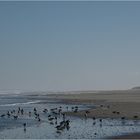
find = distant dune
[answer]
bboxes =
[132,86,140,90]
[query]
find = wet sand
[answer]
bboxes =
[47,89,140,138]
[1,91,140,139]
[109,133,140,139]
[48,90,140,119]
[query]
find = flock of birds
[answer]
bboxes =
[0,104,139,137]
[0,105,81,134]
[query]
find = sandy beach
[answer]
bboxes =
[47,89,140,138]
[47,89,140,119]
[1,90,140,139]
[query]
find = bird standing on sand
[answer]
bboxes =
[7,111,10,118]
[84,113,87,119]
[1,114,5,118]
[92,117,96,120]
[43,109,48,113]
[34,108,37,112]
[13,115,18,120]
[21,109,24,115]
[38,117,41,122]
[29,111,31,117]
[23,123,26,132]
[66,106,68,111]
[62,113,66,121]
[18,107,21,114]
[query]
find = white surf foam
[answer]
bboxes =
[0,100,41,107]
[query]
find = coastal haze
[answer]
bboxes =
[1,1,140,91]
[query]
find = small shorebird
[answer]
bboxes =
[62,113,66,121]
[66,106,68,111]
[84,113,87,119]
[99,119,102,122]
[13,115,18,120]
[29,111,31,117]
[43,109,48,113]
[23,123,26,132]
[1,114,5,118]
[92,117,96,120]
[133,115,138,119]
[86,110,90,114]
[38,117,41,122]
[121,116,125,120]
[21,109,24,115]
[7,111,10,118]
[48,117,54,121]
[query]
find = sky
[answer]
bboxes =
[0,1,140,91]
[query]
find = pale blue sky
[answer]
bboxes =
[0,1,140,91]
